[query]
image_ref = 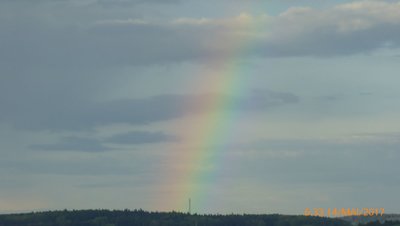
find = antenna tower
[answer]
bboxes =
[188,198,191,214]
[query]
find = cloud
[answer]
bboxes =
[1,0,180,6]
[105,131,178,144]
[30,137,109,152]
[221,134,400,186]
[2,91,298,131]
[1,154,142,176]
[0,94,185,131]
[258,1,400,57]
[29,130,179,152]
[3,1,400,70]
[95,0,180,7]
[24,131,400,182]
[90,1,400,58]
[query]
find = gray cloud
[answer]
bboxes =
[105,131,178,144]
[1,94,186,131]
[0,154,145,176]
[2,91,298,131]
[23,132,400,182]
[30,137,109,152]
[218,135,400,187]
[95,0,180,7]
[3,1,400,71]
[1,0,180,5]
[29,130,179,152]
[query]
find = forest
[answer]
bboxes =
[1,209,398,226]
[0,209,354,226]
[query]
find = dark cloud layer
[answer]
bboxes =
[29,131,178,152]
[2,1,400,71]
[214,135,400,187]
[1,155,143,176]
[1,91,298,131]
[19,134,400,184]
[105,131,178,144]
[30,137,109,152]
[96,0,180,7]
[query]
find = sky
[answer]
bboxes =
[1,0,400,215]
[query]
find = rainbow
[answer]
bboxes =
[156,12,264,213]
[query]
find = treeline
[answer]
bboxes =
[360,220,400,226]
[0,209,350,226]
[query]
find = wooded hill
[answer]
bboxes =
[0,209,351,226]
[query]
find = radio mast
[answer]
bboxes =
[188,198,191,214]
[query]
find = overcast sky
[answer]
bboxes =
[1,0,400,215]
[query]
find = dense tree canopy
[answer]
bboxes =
[0,209,353,226]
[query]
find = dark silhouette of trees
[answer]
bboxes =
[0,209,353,226]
